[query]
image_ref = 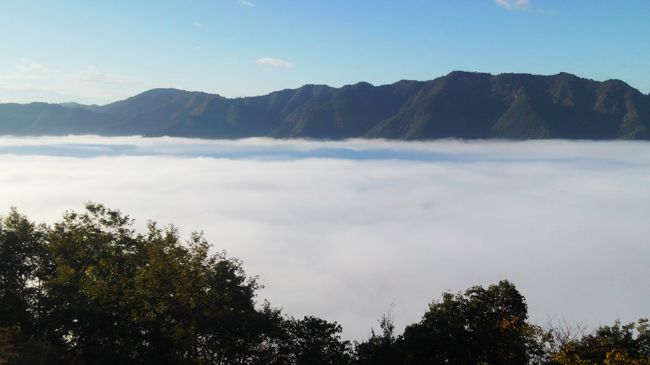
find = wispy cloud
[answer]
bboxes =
[255,58,294,68]
[16,59,57,73]
[194,22,201,27]
[4,62,142,86]
[495,0,531,11]
[238,0,255,7]
[495,0,556,13]
[1,60,145,104]
[70,66,142,86]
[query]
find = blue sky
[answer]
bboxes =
[1,0,649,104]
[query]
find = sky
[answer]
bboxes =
[1,136,649,341]
[1,0,650,104]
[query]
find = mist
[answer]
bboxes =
[1,135,648,340]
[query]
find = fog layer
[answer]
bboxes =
[1,136,648,340]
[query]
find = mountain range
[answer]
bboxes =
[1,71,649,140]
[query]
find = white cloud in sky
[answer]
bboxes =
[255,57,295,68]
[238,0,255,7]
[0,60,145,104]
[495,0,531,11]
[0,136,649,341]
[495,0,556,14]
[16,59,57,73]
[535,9,558,15]
[194,22,201,27]
[72,66,142,86]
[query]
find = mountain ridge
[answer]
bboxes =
[2,71,649,140]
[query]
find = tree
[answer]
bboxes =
[44,203,144,363]
[1,203,359,364]
[553,319,650,365]
[43,203,279,364]
[8,203,647,365]
[354,309,403,365]
[287,316,352,365]
[0,208,51,335]
[0,327,70,365]
[401,280,542,365]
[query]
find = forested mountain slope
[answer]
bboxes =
[2,72,649,140]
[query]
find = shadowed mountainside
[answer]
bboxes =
[1,71,649,140]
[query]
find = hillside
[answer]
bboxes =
[1,72,649,140]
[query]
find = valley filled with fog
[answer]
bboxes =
[1,135,648,341]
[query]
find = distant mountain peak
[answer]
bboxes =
[1,71,649,140]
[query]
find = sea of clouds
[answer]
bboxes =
[1,135,649,340]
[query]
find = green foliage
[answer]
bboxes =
[1,204,647,364]
[43,203,284,364]
[401,280,542,365]
[0,208,50,334]
[354,281,546,365]
[1,204,356,364]
[553,319,650,365]
[0,327,70,365]
[354,311,401,365]
[285,316,352,365]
